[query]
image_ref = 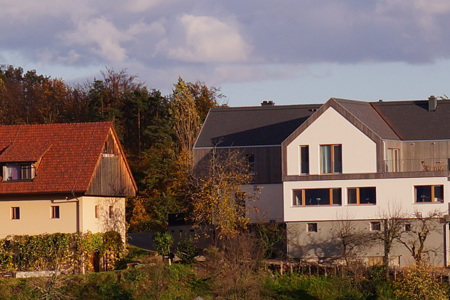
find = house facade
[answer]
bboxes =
[0,122,136,240]
[194,97,450,267]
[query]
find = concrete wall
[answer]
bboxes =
[286,107,377,176]
[287,219,445,267]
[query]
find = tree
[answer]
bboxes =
[377,207,406,280]
[191,148,257,240]
[397,210,443,264]
[169,77,201,176]
[334,218,375,267]
[186,81,226,123]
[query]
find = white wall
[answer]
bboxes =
[284,177,450,222]
[286,107,377,175]
[79,196,126,239]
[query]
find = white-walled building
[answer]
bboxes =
[194,97,450,267]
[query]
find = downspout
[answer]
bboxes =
[71,191,80,233]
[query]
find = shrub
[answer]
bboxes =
[394,263,448,300]
[176,237,199,264]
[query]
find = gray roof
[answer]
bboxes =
[195,98,450,149]
[333,98,399,140]
[195,104,321,147]
[371,100,450,140]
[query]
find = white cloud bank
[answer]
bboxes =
[1,0,450,89]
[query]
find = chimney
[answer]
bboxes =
[261,100,275,106]
[428,95,437,111]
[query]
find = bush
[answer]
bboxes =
[263,273,364,300]
[152,231,173,258]
[394,263,448,300]
[176,238,199,264]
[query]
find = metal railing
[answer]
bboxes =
[384,158,449,173]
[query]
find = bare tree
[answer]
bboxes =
[334,219,375,267]
[377,206,406,280]
[397,210,443,264]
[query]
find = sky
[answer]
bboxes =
[2,0,450,107]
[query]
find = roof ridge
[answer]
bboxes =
[0,121,113,128]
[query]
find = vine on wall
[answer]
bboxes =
[0,231,124,273]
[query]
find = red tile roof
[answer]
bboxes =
[0,122,128,195]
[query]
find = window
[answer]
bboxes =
[415,185,444,203]
[404,223,411,232]
[95,205,99,218]
[387,148,400,172]
[11,207,20,220]
[370,222,381,231]
[307,223,318,232]
[246,154,255,175]
[300,146,309,174]
[348,187,376,205]
[109,206,113,218]
[293,188,342,206]
[51,206,60,219]
[320,145,342,174]
[3,163,35,181]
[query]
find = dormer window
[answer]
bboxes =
[3,163,35,181]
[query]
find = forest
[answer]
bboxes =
[0,65,223,232]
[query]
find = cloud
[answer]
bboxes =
[155,14,251,63]
[2,0,450,89]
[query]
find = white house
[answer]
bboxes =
[194,97,450,267]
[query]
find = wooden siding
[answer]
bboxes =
[193,146,282,184]
[86,132,136,197]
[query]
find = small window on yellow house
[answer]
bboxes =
[11,207,20,220]
[109,206,113,218]
[51,206,60,219]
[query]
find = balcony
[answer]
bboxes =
[384,158,449,173]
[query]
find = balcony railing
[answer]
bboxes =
[384,158,449,173]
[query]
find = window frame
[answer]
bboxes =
[387,148,400,172]
[293,188,342,206]
[347,187,377,205]
[11,207,20,220]
[404,223,411,232]
[414,185,444,203]
[300,145,309,175]
[320,144,342,174]
[51,205,60,219]
[307,223,318,232]
[246,154,255,175]
[95,205,99,218]
[3,163,35,181]
[109,206,113,219]
[370,221,381,231]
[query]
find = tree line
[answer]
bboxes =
[0,65,225,231]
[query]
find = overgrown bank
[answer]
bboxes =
[0,262,448,299]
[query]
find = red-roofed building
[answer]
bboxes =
[0,122,136,239]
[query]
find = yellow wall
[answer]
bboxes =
[0,196,126,240]
[0,197,77,238]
